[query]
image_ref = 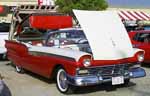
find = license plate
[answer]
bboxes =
[112,76,124,85]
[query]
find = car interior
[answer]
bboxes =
[17,27,46,46]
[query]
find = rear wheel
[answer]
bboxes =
[2,53,7,60]
[15,65,24,73]
[56,68,75,94]
[0,53,7,60]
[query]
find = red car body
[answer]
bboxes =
[129,30,150,63]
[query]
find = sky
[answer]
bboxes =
[107,0,150,8]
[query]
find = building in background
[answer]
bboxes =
[0,0,37,6]
[107,0,150,31]
[0,0,55,23]
[0,5,12,23]
[0,0,55,6]
[0,0,36,23]
[38,0,55,5]
[0,0,150,23]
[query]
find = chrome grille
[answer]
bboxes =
[88,64,130,78]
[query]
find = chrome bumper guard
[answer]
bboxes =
[67,67,146,86]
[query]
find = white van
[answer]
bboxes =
[0,23,9,59]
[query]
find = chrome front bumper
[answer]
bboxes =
[67,67,146,86]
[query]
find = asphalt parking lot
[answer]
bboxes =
[0,61,150,96]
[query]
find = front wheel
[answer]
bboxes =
[56,68,74,94]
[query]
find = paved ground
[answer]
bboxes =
[0,61,150,96]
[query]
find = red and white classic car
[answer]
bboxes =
[5,5,146,93]
[128,30,150,63]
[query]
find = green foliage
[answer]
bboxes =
[55,0,108,15]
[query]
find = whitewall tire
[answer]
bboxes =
[56,68,74,94]
[15,65,24,73]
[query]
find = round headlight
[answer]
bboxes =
[83,59,91,67]
[137,54,144,62]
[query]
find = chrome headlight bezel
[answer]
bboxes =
[83,58,91,67]
[137,53,144,62]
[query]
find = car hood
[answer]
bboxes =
[73,10,135,60]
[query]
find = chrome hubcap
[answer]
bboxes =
[57,69,68,92]
[59,71,68,89]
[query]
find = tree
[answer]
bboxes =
[55,0,108,15]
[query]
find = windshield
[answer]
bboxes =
[47,30,87,46]
[49,30,86,39]
[65,30,86,38]
[46,29,92,53]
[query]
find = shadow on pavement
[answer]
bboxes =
[25,70,55,84]
[3,61,55,84]
[73,82,136,95]
[20,68,136,95]
[141,63,150,68]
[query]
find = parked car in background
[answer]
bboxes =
[0,22,9,59]
[129,30,150,63]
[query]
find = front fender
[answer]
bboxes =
[133,48,145,54]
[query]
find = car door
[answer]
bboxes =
[25,49,54,77]
[25,32,61,77]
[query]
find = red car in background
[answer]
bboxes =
[129,30,150,63]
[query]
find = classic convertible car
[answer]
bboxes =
[129,30,150,63]
[5,5,146,93]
